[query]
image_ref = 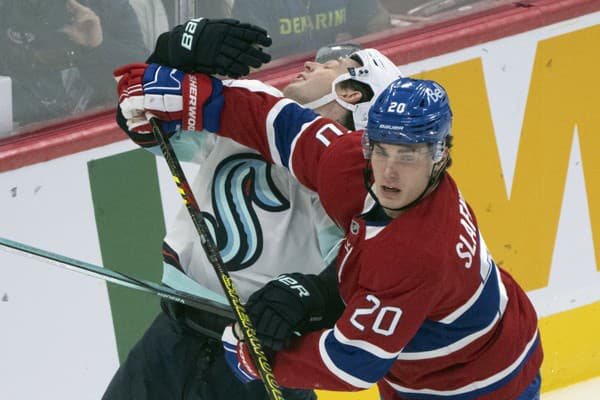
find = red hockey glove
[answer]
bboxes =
[222,323,260,384]
[113,63,224,134]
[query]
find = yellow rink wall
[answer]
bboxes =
[411,20,600,394]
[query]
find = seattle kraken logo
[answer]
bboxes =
[202,154,290,271]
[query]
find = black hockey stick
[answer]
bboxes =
[0,237,235,324]
[150,118,284,400]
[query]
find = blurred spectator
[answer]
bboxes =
[0,0,146,128]
[231,0,391,58]
[160,0,175,26]
[194,0,234,19]
[128,0,170,53]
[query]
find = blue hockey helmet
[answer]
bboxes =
[363,77,452,162]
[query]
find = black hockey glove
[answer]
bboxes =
[246,268,344,351]
[147,18,272,78]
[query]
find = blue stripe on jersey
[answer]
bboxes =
[202,77,224,133]
[390,334,540,400]
[272,102,319,167]
[324,330,396,385]
[402,261,502,354]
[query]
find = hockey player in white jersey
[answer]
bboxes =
[105,18,401,400]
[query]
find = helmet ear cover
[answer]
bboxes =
[333,49,403,130]
[302,49,402,130]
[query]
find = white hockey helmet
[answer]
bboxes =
[303,48,402,130]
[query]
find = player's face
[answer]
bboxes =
[369,142,436,218]
[282,57,360,105]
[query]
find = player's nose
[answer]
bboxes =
[383,160,400,180]
[304,61,318,72]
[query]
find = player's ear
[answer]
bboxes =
[336,86,363,105]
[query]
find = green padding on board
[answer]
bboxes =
[88,149,165,363]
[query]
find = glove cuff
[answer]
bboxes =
[181,73,212,131]
[222,324,261,383]
[238,342,261,380]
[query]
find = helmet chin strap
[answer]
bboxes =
[362,157,449,215]
[301,74,357,113]
[302,92,337,110]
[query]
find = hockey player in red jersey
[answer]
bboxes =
[109,19,402,400]
[115,65,543,398]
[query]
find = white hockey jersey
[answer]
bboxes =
[137,81,342,304]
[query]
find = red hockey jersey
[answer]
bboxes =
[209,80,543,399]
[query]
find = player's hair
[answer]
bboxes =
[445,134,454,169]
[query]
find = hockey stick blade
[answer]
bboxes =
[0,237,234,320]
